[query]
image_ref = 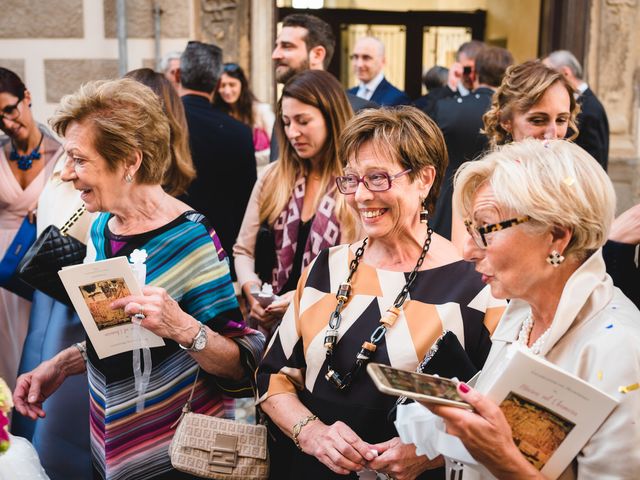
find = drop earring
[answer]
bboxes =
[125,173,133,183]
[419,198,429,224]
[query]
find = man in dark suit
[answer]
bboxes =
[178,41,256,278]
[431,47,513,239]
[544,50,609,170]
[269,14,376,161]
[417,40,486,118]
[348,36,410,106]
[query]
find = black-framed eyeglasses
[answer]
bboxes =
[335,169,411,195]
[0,98,23,122]
[464,216,530,248]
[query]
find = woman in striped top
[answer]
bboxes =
[13,78,265,480]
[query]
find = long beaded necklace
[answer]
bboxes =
[324,226,433,390]
[516,312,552,355]
[10,132,44,171]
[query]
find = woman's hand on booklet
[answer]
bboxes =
[111,286,199,346]
[425,383,543,480]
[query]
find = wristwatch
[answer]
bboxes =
[179,321,208,352]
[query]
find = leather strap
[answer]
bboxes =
[60,204,86,236]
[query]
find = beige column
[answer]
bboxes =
[251,0,276,106]
[587,0,640,211]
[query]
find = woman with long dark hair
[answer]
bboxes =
[213,63,275,165]
[233,70,357,336]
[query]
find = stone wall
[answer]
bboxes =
[0,0,193,122]
[588,0,640,211]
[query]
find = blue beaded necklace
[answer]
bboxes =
[10,133,44,171]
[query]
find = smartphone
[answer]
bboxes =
[249,284,278,308]
[463,65,472,75]
[367,363,473,410]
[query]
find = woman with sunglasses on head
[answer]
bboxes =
[418,139,640,479]
[255,107,505,480]
[0,67,64,391]
[234,70,357,337]
[213,62,275,166]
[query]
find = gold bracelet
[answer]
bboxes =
[292,414,318,451]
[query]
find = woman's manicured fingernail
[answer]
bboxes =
[458,382,470,394]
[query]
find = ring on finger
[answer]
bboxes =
[133,304,145,320]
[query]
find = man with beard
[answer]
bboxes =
[269,13,376,161]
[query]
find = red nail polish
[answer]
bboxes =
[458,382,470,394]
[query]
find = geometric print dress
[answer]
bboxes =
[256,243,506,479]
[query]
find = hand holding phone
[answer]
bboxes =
[367,363,472,410]
[250,283,279,308]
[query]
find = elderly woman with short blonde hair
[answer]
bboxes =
[14,78,264,480]
[422,139,640,479]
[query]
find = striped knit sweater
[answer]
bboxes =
[87,211,264,480]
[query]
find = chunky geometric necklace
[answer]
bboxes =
[10,133,44,171]
[324,227,433,390]
[516,311,552,356]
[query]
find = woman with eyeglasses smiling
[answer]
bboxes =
[213,62,275,167]
[255,107,505,480]
[417,139,640,479]
[0,67,64,391]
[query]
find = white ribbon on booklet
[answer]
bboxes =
[130,249,152,413]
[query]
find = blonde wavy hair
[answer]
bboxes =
[483,60,579,148]
[260,70,357,242]
[51,78,171,185]
[453,139,615,261]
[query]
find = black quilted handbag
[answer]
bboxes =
[17,205,87,305]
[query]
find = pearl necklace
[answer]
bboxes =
[516,312,551,355]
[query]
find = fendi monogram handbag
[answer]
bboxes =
[169,368,269,480]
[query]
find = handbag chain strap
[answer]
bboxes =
[171,366,201,428]
[60,204,87,236]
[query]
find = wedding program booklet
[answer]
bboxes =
[59,256,165,359]
[482,346,619,478]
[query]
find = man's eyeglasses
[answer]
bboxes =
[464,216,530,248]
[335,169,411,195]
[0,98,23,122]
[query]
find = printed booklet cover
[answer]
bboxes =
[484,346,619,478]
[59,256,165,358]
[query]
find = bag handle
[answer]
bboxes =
[171,366,201,428]
[60,204,86,236]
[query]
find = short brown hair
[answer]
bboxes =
[50,78,171,185]
[475,47,513,87]
[483,60,579,147]
[339,106,448,213]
